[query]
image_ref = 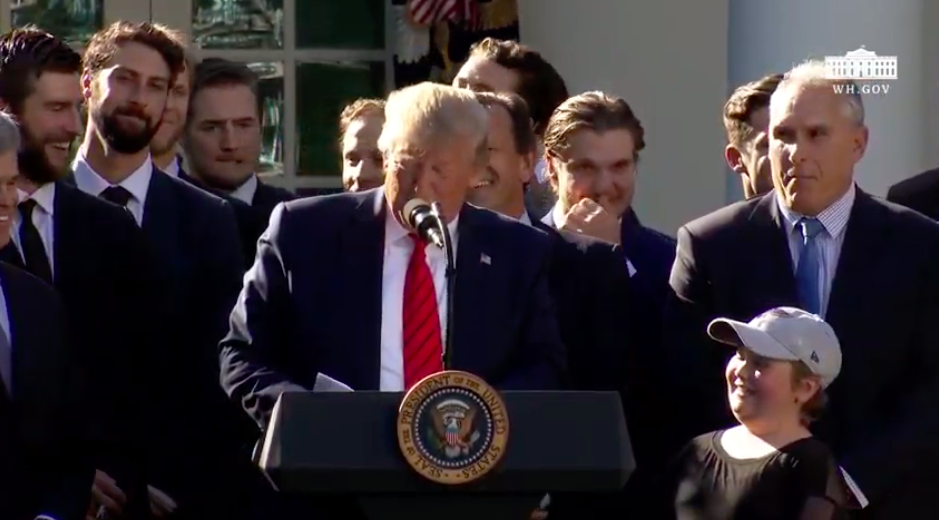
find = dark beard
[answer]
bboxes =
[17,128,68,185]
[94,109,160,154]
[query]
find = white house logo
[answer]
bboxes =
[824,46,896,95]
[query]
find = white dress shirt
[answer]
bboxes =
[72,154,153,226]
[777,185,867,508]
[162,156,181,177]
[11,183,56,277]
[378,211,459,391]
[230,175,258,205]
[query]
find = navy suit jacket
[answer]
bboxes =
[0,262,91,520]
[138,170,263,511]
[220,188,566,428]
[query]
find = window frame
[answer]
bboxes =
[153,0,395,192]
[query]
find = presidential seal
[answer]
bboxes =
[397,370,509,485]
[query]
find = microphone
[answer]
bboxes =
[402,198,445,248]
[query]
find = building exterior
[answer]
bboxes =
[1,0,934,233]
[824,47,898,80]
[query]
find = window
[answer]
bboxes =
[154,0,392,193]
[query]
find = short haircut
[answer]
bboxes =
[378,82,488,167]
[723,73,783,146]
[188,58,259,121]
[543,91,646,160]
[83,21,186,79]
[0,111,21,153]
[0,27,81,112]
[467,37,568,137]
[339,97,385,137]
[472,90,536,155]
[773,60,865,127]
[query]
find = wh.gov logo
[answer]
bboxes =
[824,46,896,95]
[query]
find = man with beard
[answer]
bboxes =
[0,27,156,520]
[0,110,93,520]
[181,58,294,261]
[72,22,263,520]
[151,56,281,268]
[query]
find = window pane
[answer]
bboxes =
[247,62,285,176]
[296,0,384,49]
[297,61,385,177]
[12,0,103,46]
[192,0,284,49]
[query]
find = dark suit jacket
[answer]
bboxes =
[886,166,939,219]
[177,170,294,267]
[0,262,92,520]
[666,189,939,519]
[139,170,262,515]
[220,188,566,428]
[531,217,655,519]
[2,181,155,515]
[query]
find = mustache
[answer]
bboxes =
[113,107,149,121]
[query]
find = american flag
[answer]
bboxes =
[408,0,479,28]
[446,426,460,446]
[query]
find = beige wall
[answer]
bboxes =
[519,0,939,234]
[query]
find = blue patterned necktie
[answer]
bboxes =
[795,217,825,315]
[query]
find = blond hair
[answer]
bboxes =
[378,82,488,166]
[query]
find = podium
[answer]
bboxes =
[257,388,634,520]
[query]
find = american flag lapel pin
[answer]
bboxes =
[480,253,491,265]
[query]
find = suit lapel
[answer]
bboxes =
[2,267,41,406]
[826,191,884,330]
[450,205,488,371]
[342,190,385,388]
[141,171,180,253]
[51,182,81,288]
[746,194,800,308]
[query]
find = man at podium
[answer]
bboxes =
[220,81,566,430]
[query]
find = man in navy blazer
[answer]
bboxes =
[220,82,566,430]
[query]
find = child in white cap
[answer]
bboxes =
[648,307,852,520]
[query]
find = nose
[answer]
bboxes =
[220,125,237,151]
[62,107,82,138]
[593,168,615,197]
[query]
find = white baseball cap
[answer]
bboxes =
[707,307,842,388]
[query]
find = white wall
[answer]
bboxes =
[519,0,938,234]
[729,0,929,199]
[518,0,729,234]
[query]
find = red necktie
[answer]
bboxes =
[402,235,444,389]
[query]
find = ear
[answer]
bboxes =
[795,375,822,404]
[544,155,560,191]
[518,149,536,185]
[853,124,869,162]
[81,71,93,101]
[724,144,748,175]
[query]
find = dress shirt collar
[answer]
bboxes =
[72,153,153,204]
[17,182,56,215]
[776,184,856,239]
[518,211,532,226]
[162,155,181,177]
[230,174,258,205]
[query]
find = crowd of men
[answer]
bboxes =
[3,15,939,520]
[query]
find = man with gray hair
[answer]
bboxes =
[665,59,939,519]
[220,80,564,423]
[0,110,93,520]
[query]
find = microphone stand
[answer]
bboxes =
[431,202,456,370]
